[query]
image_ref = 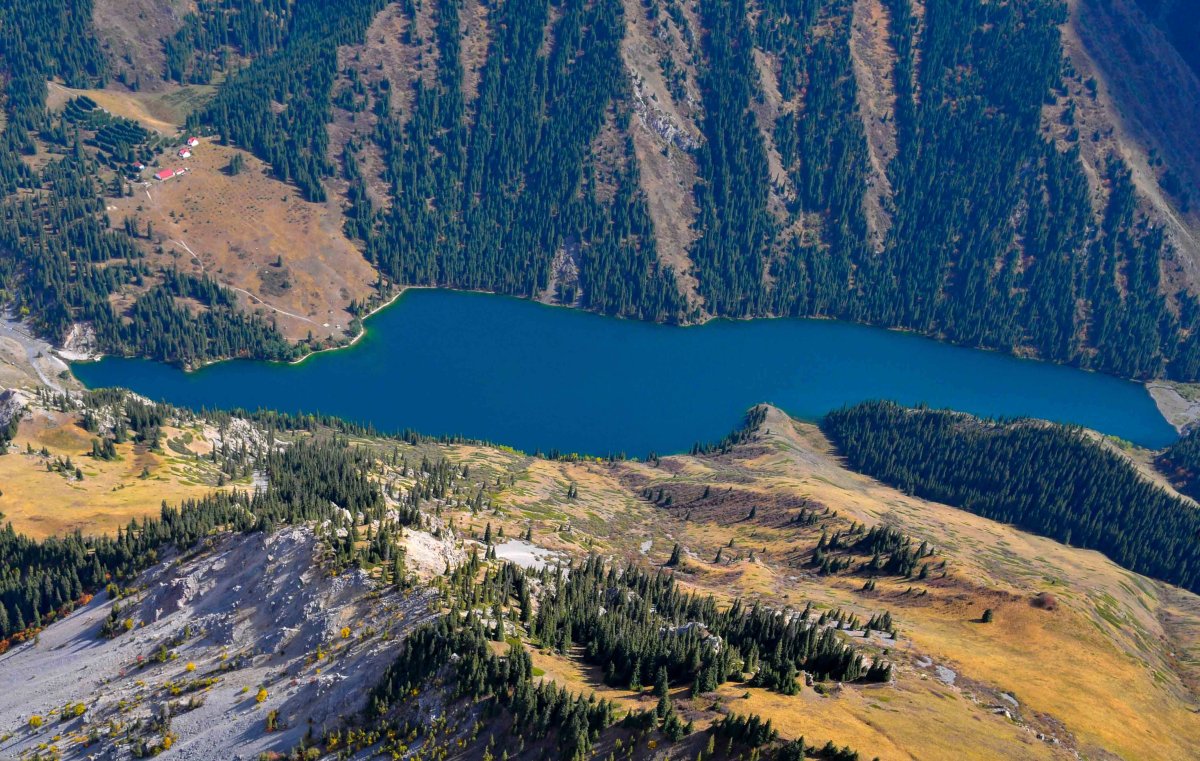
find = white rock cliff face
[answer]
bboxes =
[0,527,437,761]
[630,75,700,153]
[59,322,101,362]
[0,387,27,430]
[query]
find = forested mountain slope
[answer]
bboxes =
[0,0,300,368]
[1,0,1198,379]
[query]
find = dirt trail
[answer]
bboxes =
[0,316,67,392]
[173,238,324,328]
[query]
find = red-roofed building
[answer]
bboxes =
[177,148,192,159]
[186,137,200,147]
[154,169,175,181]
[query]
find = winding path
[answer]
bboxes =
[0,318,64,392]
[171,239,322,327]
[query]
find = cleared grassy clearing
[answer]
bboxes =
[45,81,214,133]
[0,411,232,538]
[109,140,377,344]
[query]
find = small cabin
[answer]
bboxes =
[178,148,192,159]
[186,136,200,147]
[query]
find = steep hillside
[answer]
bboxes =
[1061,0,1200,289]
[0,0,1197,378]
[192,0,1200,378]
[91,0,194,93]
[0,392,1196,759]
[1130,0,1200,82]
[0,526,437,760]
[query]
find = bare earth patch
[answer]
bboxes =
[750,48,797,224]
[92,0,194,92]
[1148,381,1200,433]
[110,140,378,343]
[459,0,493,114]
[327,2,442,217]
[850,0,899,250]
[621,0,703,309]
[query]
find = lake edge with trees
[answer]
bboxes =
[72,288,1178,456]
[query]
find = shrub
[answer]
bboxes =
[256,687,268,704]
[27,715,43,729]
[1032,592,1058,611]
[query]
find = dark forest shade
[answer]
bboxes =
[1156,429,1200,501]
[823,401,1200,593]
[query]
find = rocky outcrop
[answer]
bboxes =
[59,322,99,361]
[0,527,437,760]
[0,388,27,430]
[630,75,700,153]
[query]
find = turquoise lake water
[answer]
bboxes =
[72,289,1178,454]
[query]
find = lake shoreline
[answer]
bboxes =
[73,288,1179,454]
[69,283,1186,418]
[1147,382,1200,435]
[285,286,410,367]
[283,285,1174,394]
